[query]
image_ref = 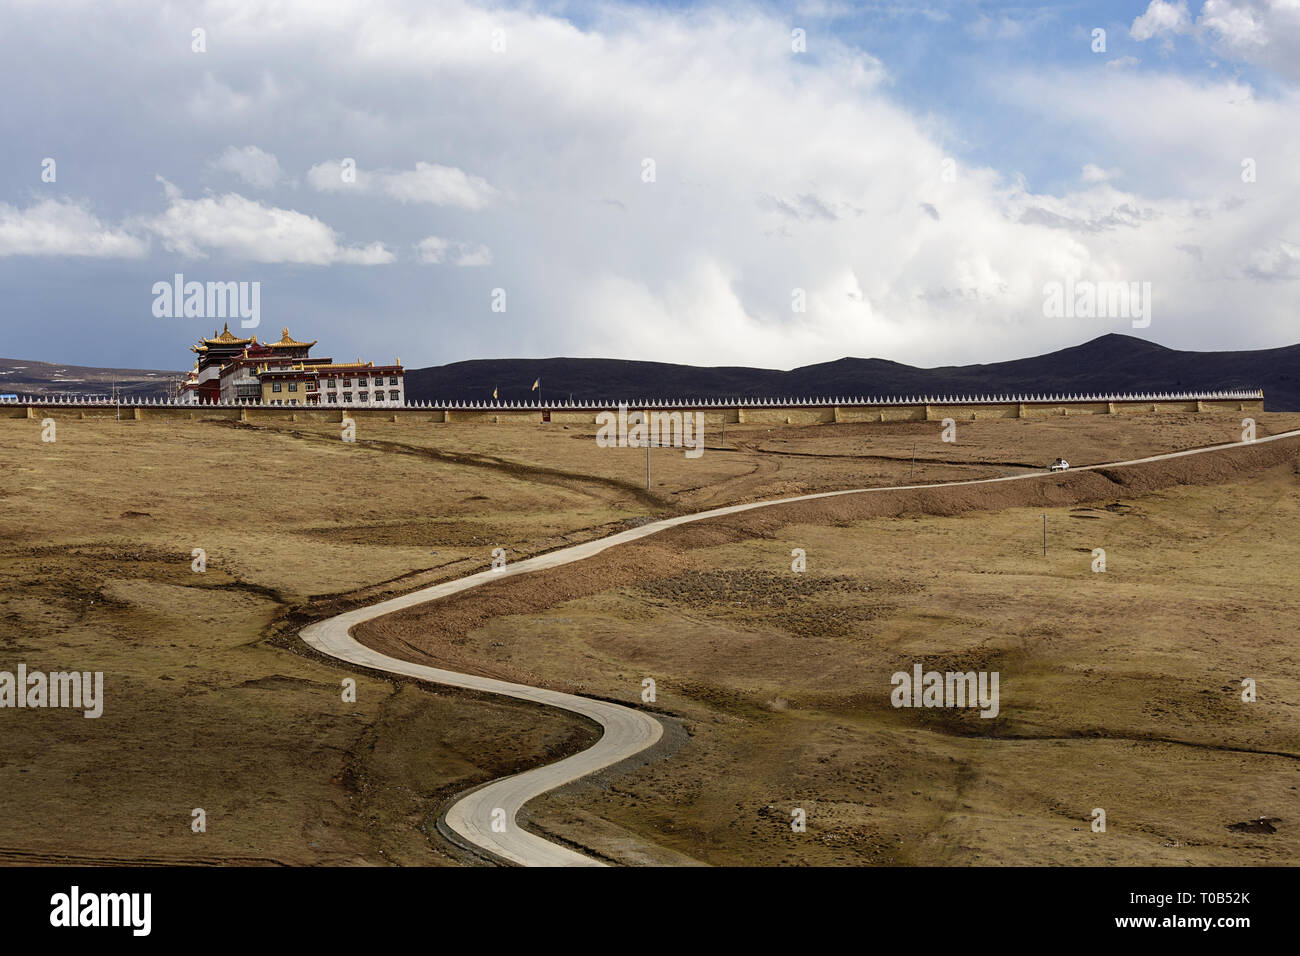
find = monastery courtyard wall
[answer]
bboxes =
[5,396,1266,425]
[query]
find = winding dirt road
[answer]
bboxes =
[300,427,1300,867]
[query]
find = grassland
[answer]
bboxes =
[1,409,1296,865]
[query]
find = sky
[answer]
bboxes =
[1,0,1298,372]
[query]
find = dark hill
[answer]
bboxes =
[406,335,1298,411]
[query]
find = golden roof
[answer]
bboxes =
[263,327,317,349]
[197,322,254,347]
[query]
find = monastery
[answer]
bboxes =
[177,325,404,407]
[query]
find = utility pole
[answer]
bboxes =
[910,440,917,479]
[1042,515,1047,556]
[646,429,651,490]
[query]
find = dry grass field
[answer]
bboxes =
[1,408,1297,865]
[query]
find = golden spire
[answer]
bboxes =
[264,327,317,348]
[197,323,253,346]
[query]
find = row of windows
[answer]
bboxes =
[270,378,400,393]
[324,377,400,387]
[325,391,401,402]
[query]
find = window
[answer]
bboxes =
[288,382,298,392]
[389,390,399,400]
[272,382,282,392]
[389,376,398,385]
[343,379,351,387]
[328,392,337,402]
[360,392,368,401]
[343,392,352,402]
[327,377,336,386]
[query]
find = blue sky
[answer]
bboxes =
[2,0,1298,372]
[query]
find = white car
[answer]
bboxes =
[1049,458,1070,472]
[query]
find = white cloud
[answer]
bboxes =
[416,238,491,267]
[0,198,148,258]
[1131,1,1193,41]
[1131,1,1300,79]
[416,235,492,266]
[1080,164,1122,183]
[141,177,393,265]
[415,236,449,263]
[210,146,286,190]
[308,160,498,208]
[1200,0,1270,50]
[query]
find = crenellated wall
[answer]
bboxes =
[5,393,1265,425]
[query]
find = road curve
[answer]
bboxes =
[300,427,1300,866]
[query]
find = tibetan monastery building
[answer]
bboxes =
[178,325,404,407]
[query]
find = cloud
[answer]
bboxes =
[1200,0,1270,51]
[141,177,393,264]
[1131,1,1300,78]
[1241,238,1300,279]
[416,236,492,266]
[307,160,498,208]
[0,198,148,258]
[1081,163,1121,183]
[3,0,1300,371]
[210,146,287,190]
[1131,1,1193,41]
